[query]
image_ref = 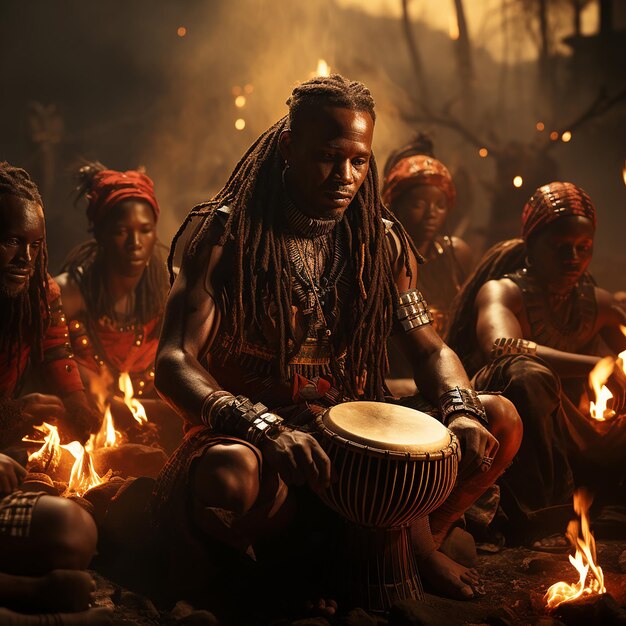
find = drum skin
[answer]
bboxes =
[316,401,459,528]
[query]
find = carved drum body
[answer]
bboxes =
[316,401,459,611]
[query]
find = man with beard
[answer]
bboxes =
[152,75,522,616]
[0,162,111,626]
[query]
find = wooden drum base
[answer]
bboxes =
[341,521,424,612]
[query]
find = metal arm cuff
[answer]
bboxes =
[202,392,284,446]
[490,337,537,361]
[395,289,434,332]
[439,386,488,428]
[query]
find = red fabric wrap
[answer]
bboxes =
[87,169,160,228]
[70,317,159,376]
[0,277,84,398]
[521,182,596,242]
[382,155,456,209]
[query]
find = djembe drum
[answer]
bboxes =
[315,401,459,611]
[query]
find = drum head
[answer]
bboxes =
[321,401,451,455]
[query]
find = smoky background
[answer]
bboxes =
[1,0,624,288]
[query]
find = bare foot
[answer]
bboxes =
[38,570,97,612]
[417,550,480,600]
[0,607,113,625]
[303,598,338,617]
[439,526,478,568]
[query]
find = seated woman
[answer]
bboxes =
[0,161,111,625]
[382,136,472,392]
[55,163,180,451]
[447,181,626,544]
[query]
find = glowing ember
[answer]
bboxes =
[561,131,572,143]
[62,442,102,497]
[119,372,147,426]
[589,356,616,421]
[544,489,605,610]
[314,59,330,77]
[478,147,488,158]
[25,423,61,472]
[536,121,545,131]
[234,95,246,108]
[513,175,523,188]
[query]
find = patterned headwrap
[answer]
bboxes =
[382,155,456,209]
[86,169,160,228]
[521,182,596,242]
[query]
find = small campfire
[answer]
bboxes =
[544,489,606,610]
[23,371,166,494]
[24,422,108,497]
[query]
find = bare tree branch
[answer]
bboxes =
[401,0,431,108]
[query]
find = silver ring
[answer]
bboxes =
[481,456,494,467]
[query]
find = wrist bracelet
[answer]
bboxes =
[201,390,235,428]
[204,393,284,446]
[439,386,488,428]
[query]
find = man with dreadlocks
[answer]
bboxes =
[447,181,626,546]
[55,163,179,451]
[152,75,521,613]
[0,162,112,626]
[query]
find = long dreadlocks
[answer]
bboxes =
[170,74,418,400]
[445,238,526,375]
[0,162,49,371]
[62,161,169,328]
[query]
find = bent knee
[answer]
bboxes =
[31,496,97,570]
[194,443,261,515]
[481,394,523,453]
[504,355,562,397]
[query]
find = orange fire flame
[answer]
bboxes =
[87,403,121,452]
[588,326,626,421]
[544,489,606,610]
[25,422,62,472]
[119,372,147,426]
[589,356,616,421]
[24,424,105,496]
[62,441,102,497]
[313,59,330,77]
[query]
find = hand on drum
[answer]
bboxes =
[261,429,332,492]
[446,415,499,479]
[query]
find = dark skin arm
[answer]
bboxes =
[154,220,331,492]
[388,227,498,475]
[475,279,626,411]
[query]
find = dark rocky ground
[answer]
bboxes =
[91,541,626,626]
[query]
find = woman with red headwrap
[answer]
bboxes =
[55,163,180,451]
[382,138,472,386]
[447,182,626,545]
